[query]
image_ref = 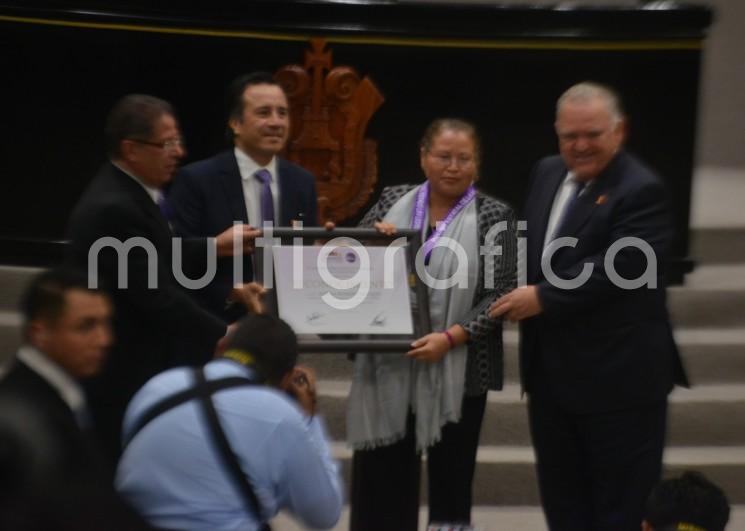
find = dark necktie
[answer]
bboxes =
[74,404,93,431]
[551,179,584,240]
[156,193,171,220]
[254,169,275,226]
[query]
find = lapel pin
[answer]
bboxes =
[595,194,608,205]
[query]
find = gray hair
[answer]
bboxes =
[556,82,624,125]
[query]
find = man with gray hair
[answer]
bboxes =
[490,82,688,530]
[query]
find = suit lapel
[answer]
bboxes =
[218,151,249,224]
[535,171,565,241]
[554,153,622,239]
[526,164,565,280]
[108,164,171,240]
[276,159,293,226]
[10,362,79,426]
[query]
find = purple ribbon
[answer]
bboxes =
[410,182,476,260]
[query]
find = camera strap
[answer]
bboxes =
[123,367,271,531]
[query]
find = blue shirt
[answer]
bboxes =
[116,359,343,530]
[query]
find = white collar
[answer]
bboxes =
[234,148,277,183]
[112,160,162,204]
[16,345,86,413]
[565,171,594,196]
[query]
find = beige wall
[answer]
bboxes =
[696,0,745,168]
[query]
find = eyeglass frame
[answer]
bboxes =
[127,137,185,151]
[426,150,476,169]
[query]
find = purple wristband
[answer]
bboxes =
[442,330,455,349]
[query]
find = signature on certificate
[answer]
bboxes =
[306,311,327,324]
[370,312,387,327]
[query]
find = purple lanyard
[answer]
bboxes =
[411,182,476,260]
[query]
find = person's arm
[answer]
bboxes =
[537,179,672,316]
[280,416,343,529]
[168,166,204,238]
[459,203,518,340]
[82,201,227,342]
[357,194,386,228]
[406,324,469,363]
[357,185,415,228]
[407,202,517,361]
[277,371,342,529]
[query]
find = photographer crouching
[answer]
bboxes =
[115,284,342,531]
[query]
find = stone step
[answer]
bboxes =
[676,328,745,384]
[315,382,745,447]
[691,227,745,264]
[2,309,743,385]
[272,505,551,531]
[2,264,745,327]
[0,311,22,364]
[669,288,745,328]
[298,328,745,385]
[0,266,42,312]
[323,443,745,505]
[682,264,745,290]
[271,504,745,531]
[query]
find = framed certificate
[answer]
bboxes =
[255,227,431,352]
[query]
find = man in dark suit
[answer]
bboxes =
[490,82,688,530]
[168,72,318,322]
[67,94,257,462]
[0,268,150,530]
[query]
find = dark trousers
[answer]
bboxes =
[528,393,668,531]
[350,393,487,531]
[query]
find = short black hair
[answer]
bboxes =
[222,314,298,385]
[105,94,174,158]
[645,471,730,531]
[224,72,284,143]
[20,268,103,333]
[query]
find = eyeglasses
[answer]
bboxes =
[557,130,608,144]
[128,137,185,151]
[428,151,475,168]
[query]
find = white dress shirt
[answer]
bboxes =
[16,345,86,417]
[234,148,280,228]
[117,359,343,531]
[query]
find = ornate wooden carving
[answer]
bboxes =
[275,38,384,223]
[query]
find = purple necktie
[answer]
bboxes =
[254,169,275,226]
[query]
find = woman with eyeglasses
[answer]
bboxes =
[347,118,517,531]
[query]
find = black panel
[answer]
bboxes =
[0,2,711,282]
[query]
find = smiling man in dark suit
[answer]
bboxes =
[489,82,688,530]
[67,94,258,463]
[168,72,319,322]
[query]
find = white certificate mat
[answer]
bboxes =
[272,244,414,335]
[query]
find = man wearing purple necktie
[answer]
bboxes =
[169,72,319,322]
